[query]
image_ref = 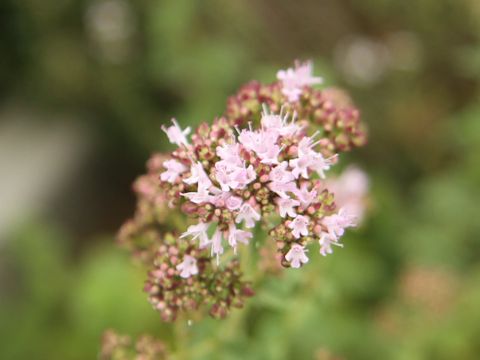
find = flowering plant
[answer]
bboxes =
[117,61,367,324]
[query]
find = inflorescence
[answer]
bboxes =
[118,61,367,322]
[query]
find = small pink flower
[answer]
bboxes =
[268,181,297,199]
[210,228,224,263]
[216,142,243,166]
[259,144,282,165]
[181,188,212,204]
[310,153,336,179]
[161,118,191,146]
[176,255,199,278]
[288,215,310,238]
[318,233,343,257]
[180,222,210,247]
[230,164,256,189]
[261,106,301,137]
[277,61,323,102]
[214,161,255,191]
[228,223,252,252]
[285,243,309,268]
[238,129,258,151]
[239,129,280,164]
[322,208,356,239]
[184,162,212,191]
[295,183,317,208]
[289,156,311,179]
[160,159,187,183]
[225,195,243,210]
[235,203,261,228]
[276,197,300,218]
[269,161,295,184]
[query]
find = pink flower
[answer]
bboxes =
[269,161,295,184]
[288,215,310,238]
[239,129,280,164]
[295,183,317,208]
[261,106,301,137]
[210,228,224,263]
[184,162,212,191]
[268,181,297,199]
[214,161,256,191]
[276,197,300,218]
[181,188,212,204]
[161,118,191,146]
[216,142,243,166]
[289,156,311,179]
[291,136,337,179]
[259,143,282,165]
[180,222,210,247]
[319,233,343,257]
[225,195,243,210]
[277,61,323,102]
[176,255,199,278]
[322,208,356,240]
[237,129,258,151]
[235,203,261,228]
[160,159,187,183]
[228,223,252,253]
[310,153,336,179]
[297,135,320,157]
[230,164,256,188]
[285,244,309,268]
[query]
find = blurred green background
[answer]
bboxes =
[1,0,480,359]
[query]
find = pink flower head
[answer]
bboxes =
[228,223,252,253]
[288,215,310,238]
[319,233,343,257]
[176,255,199,278]
[161,118,191,146]
[235,203,261,228]
[160,159,187,183]
[276,197,300,218]
[180,222,210,248]
[285,243,309,268]
[277,61,323,102]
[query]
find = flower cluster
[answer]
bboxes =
[119,61,368,321]
[226,63,366,156]
[144,233,253,321]
[100,330,169,360]
[160,109,357,268]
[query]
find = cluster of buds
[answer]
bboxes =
[119,61,368,321]
[100,330,169,360]
[144,233,253,321]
